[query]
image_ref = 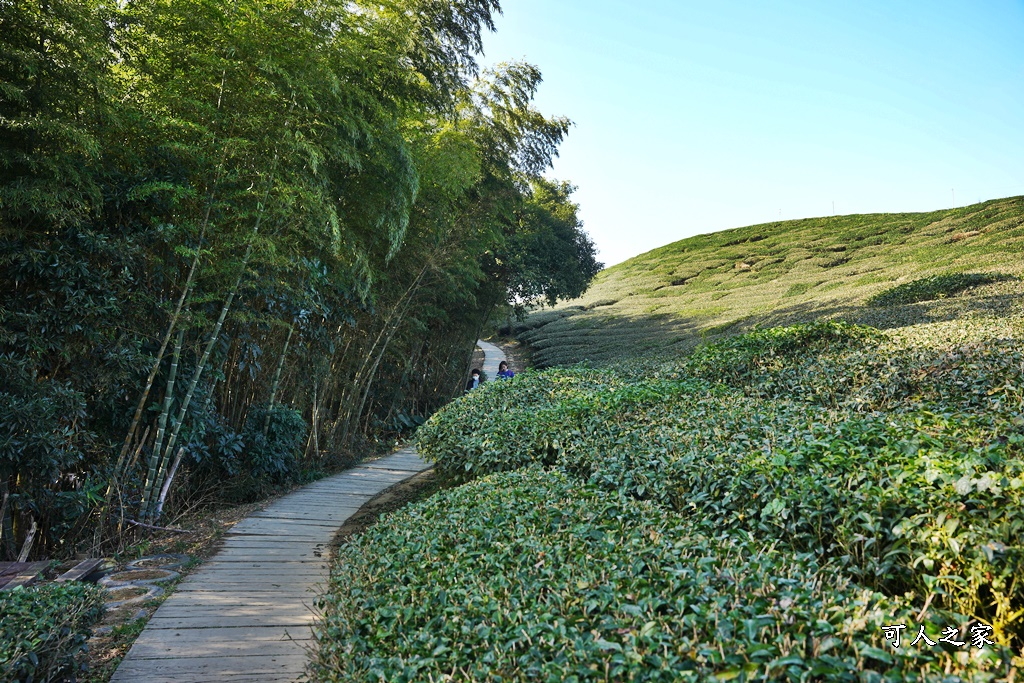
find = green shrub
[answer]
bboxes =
[187,405,310,502]
[0,582,105,683]
[416,324,1024,651]
[242,405,308,482]
[867,273,1011,307]
[313,468,1010,682]
[683,321,882,387]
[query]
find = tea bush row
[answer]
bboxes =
[416,322,1024,652]
[867,273,1011,307]
[313,468,1009,682]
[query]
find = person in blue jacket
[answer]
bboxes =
[496,361,515,380]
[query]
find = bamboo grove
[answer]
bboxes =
[0,0,601,559]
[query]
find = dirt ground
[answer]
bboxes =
[494,338,530,373]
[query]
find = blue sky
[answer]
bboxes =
[481,0,1024,266]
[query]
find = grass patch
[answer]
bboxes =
[784,281,813,297]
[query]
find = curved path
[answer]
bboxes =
[477,338,505,381]
[111,340,503,683]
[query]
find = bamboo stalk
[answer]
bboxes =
[350,265,429,436]
[342,263,430,442]
[0,492,8,552]
[125,425,151,477]
[140,329,184,519]
[145,243,252,521]
[111,226,205,480]
[153,447,187,522]
[263,324,294,438]
[310,383,320,459]
[152,328,184,467]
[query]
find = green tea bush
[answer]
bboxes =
[416,323,1024,652]
[0,583,105,682]
[313,468,1009,682]
[867,273,1011,307]
[416,365,629,480]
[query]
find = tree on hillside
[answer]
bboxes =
[508,178,602,306]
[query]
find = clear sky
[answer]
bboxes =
[480,0,1024,266]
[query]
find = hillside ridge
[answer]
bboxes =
[511,195,1024,366]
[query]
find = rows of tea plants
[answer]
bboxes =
[503,197,1024,368]
[314,318,1023,681]
[314,468,1006,681]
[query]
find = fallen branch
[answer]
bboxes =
[126,519,193,534]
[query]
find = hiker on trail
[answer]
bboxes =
[496,361,515,380]
[465,368,482,392]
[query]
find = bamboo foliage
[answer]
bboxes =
[0,0,601,557]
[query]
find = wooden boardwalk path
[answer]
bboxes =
[110,448,429,683]
[110,340,500,682]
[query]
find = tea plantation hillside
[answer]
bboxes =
[511,196,1024,367]
[311,200,1024,682]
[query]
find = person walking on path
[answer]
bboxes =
[465,368,482,392]
[496,360,514,380]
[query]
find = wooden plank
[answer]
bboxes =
[130,626,314,647]
[248,510,357,522]
[260,496,363,506]
[233,520,342,532]
[127,633,310,659]
[0,560,49,590]
[147,613,315,629]
[180,574,326,586]
[55,558,104,583]
[298,482,387,492]
[199,557,328,567]
[226,529,335,540]
[194,564,327,575]
[249,501,358,511]
[170,583,321,593]
[110,654,307,683]
[150,595,307,608]
[211,549,326,560]
[359,465,428,474]
[151,604,315,619]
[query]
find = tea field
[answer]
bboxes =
[312,199,1024,682]
[509,196,1024,367]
